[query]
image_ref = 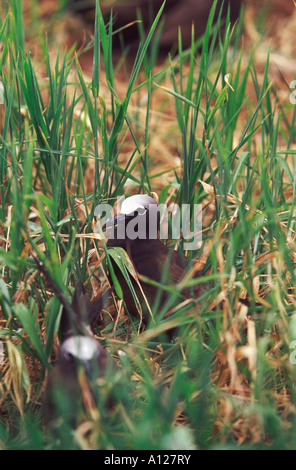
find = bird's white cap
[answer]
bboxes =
[120,195,158,216]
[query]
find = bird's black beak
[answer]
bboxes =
[82,359,93,381]
[101,213,134,245]
[102,213,130,231]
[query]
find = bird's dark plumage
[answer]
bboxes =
[69,0,242,52]
[103,195,203,322]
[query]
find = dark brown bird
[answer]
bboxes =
[42,281,114,432]
[103,195,203,323]
[69,0,242,51]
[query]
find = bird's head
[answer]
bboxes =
[59,334,107,379]
[103,194,160,247]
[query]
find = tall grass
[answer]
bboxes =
[1,0,296,450]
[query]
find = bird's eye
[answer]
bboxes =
[64,351,75,362]
[136,207,146,215]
